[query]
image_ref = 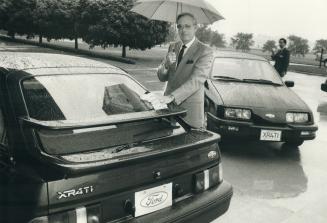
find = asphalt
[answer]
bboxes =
[1,39,327,223]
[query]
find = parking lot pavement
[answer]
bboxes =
[1,40,327,223]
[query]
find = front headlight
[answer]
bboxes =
[286,112,309,123]
[224,108,251,120]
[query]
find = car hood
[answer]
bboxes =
[212,81,311,123]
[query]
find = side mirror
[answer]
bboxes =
[285,81,294,88]
[321,83,327,92]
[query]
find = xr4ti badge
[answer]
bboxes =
[57,186,94,200]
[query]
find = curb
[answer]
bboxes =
[0,35,136,65]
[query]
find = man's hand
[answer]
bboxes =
[141,93,174,111]
[165,51,177,68]
[156,95,175,104]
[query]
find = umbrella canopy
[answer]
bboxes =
[131,0,224,24]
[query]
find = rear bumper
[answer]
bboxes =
[208,113,318,141]
[121,181,233,223]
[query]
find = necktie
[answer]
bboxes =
[177,45,187,66]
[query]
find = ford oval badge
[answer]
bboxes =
[140,191,168,208]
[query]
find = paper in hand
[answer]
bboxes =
[141,92,168,111]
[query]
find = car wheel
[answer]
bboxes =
[284,139,304,147]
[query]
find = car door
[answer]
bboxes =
[0,97,11,223]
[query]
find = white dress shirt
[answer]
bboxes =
[180,37,196,56]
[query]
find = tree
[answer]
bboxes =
[196,25,212,44]
[231,33,254,52]
[210,32,226,48]
[313,39,327,53]
[288,35,309,57]
[79,0,169,58]
[262,40,277,53]
[2,0,38,38]
[0,0,10,31]
[34,0,81,48]
[196,26,225,48]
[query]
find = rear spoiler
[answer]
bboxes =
[19,108,187,130]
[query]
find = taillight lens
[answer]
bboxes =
[28,205,100,223]
[194,164,223,194]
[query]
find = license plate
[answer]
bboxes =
[260,130,282,141]
[134,183,172,217]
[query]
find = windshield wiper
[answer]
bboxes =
[242,79,283,86]
[212,75,244,82]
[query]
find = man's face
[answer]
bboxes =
[279,40,286,49]
[177,15,196,44]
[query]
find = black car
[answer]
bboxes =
[321,80,327,92]
[0,53,232,223]
[205,51,318,147]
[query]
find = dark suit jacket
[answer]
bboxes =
[157,39,213,128]
[272,48,290,77]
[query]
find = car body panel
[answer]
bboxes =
[211,81,310,114]
[321,81,327,92]
[206,51,317,143]
[0,53,232,223]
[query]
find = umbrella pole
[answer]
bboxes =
[176,2,179,22]
[176,2,185,20]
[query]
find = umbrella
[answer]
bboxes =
[131,0,224,24]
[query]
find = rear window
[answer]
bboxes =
[20,74,185,155]
[21,74,151,121]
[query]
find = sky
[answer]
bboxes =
[209,0,327,47]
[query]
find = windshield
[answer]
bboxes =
[21,74,151,122]
[211,58,283,85]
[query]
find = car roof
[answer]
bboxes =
[214,51,268,61]
[0,52,124,75]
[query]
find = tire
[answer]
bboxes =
[284,139,304,147]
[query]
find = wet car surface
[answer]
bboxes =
[205,51,318,146]
[0,53,232,223]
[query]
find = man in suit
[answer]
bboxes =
[271,38,290,77]
[156,13,214,128]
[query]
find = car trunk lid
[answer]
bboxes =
[45,130,220,222]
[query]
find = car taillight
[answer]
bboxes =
[194,164,223,194]
[28,205,100,223]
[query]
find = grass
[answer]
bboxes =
[241,48,327,76]
[288,64,327,76]
[1,33,326,76]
